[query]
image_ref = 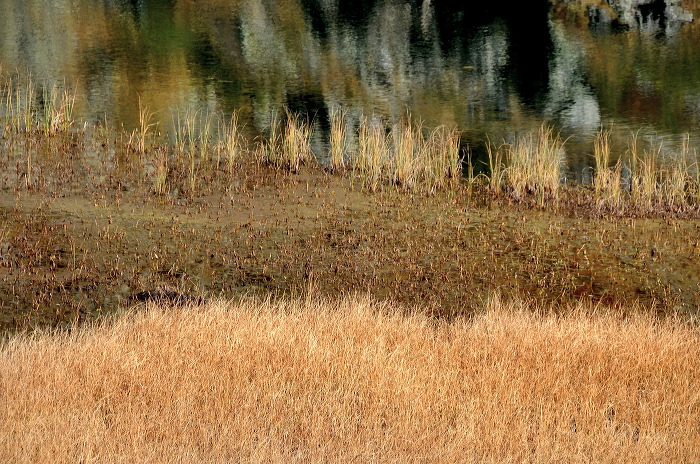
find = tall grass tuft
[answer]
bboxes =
[390,119,418,190]
[422,125,461,194]
[220,110,245,174]
[41,84,76,136]
[1,295,698,462]
[593,128,624,209]
[486,136,505,196]
[262,110,282,166]
[132,96,155,153]
[485,126,564,204]
[505,125,563,205]
[628,134,659,211]
[329,106,347,172]
[351,115,461,194]
[171,108,203,195]
[661,134,696,210]
[259,110,312,172]
[152,146,169,195]
[281,110,312,172]
[354,115,386,192]
[2,76,36,134]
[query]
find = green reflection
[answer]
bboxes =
[0,0,698,166]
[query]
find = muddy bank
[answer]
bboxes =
[1,162,699,333]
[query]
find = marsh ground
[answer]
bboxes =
[2,159,699,333]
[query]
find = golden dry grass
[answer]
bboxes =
[1,296,698,463]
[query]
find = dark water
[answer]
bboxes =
[1,0,699,176]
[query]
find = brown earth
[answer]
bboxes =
[1,159,699,334]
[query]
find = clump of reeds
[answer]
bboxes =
[169,108,216,195]
[152,146,169,195]
[628,132,659,211]
[486,136,506,196]
[40,84,75,136]
[626,134,698,212]
[329,106,347,172]
[350,115,461,194]
[281,110,312,172]
[506,125,564,204]
[586,129,700,213]
[421,125,461,193]
[659,134,699,210]
[1,295,698,462]
[1,76,36,135]
[592,128,624,209]
[218,110,245,174]
[130,96,155,154]
[354,115,387,192]
[0,75,76,137]
[390,119,418,189]
[485,126,564,204]
[259,110,312,172]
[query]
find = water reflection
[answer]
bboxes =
[0,0,698,172]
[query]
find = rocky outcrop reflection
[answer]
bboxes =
[544,21,601,135]
[592,0,693,36]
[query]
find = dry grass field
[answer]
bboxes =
[1,295,698,463]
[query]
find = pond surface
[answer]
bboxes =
[1,0,699,176]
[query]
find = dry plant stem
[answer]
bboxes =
[223,110,244,174]
[21,79,35,133]
[186,110,199,195]
[694,143,700,205]
[199,110,213,162]
[135,96,155,153]
[1,296,698,463]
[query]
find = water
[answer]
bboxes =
[1,0,699,177]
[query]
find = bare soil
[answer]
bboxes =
[1,161,699,333]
